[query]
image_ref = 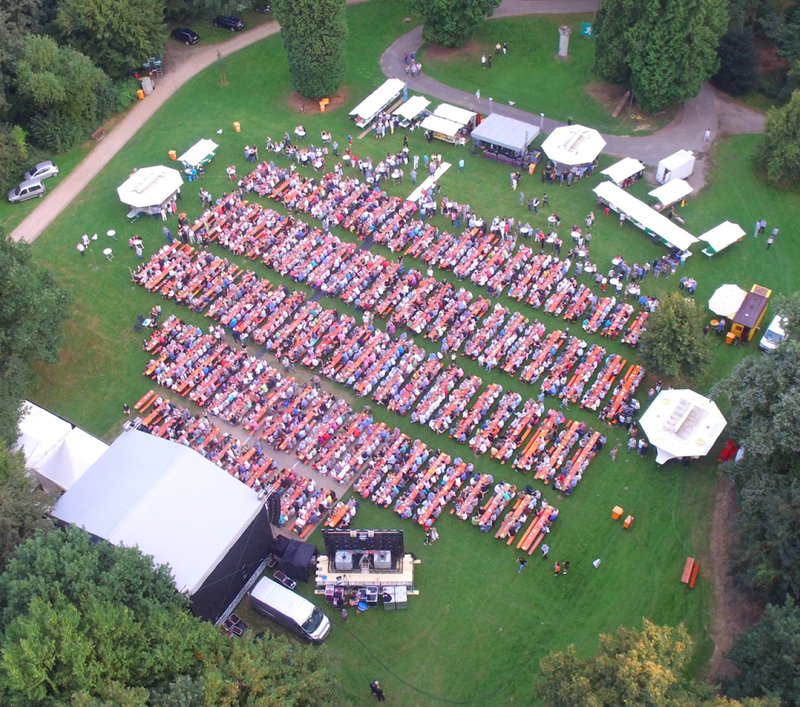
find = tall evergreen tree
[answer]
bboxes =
[273,0,348,99]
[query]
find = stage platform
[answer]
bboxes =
[314,554,420,595]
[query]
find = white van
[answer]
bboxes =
[249,577,331,643]
[759,315,788,352]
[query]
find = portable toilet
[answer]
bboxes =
[656,149,695,184]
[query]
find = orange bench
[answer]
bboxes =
[681,557,695,585]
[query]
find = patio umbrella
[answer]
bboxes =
[640,389,727,465]
[117,166,183,209]
[708,284,747,318]
[541,124,606,166]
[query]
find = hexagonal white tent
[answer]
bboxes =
[542,124,606,166]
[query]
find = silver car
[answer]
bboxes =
[8,179,46,203]
[24,160,59,181]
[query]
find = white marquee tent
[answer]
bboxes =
[393,95,430,125]
[117,166,183,210]
[649,179,693,208]
[601,157,645,186]
[433,103,476,128]
[593,181,698,252]
[542,124,606,166]
[52,430,272,620]
[178,138,219,169]
[420,114,462,139]
[640,389,727,464]
[350,78,405,127]
[16,401,107,492]
[699,221,746,256]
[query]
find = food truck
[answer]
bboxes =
[730,284,771,342]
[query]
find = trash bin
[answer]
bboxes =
[136,89,145,101]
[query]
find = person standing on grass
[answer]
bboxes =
[562,561,570,575]
[554,561,561,576]
[370,681,386,701]
[540,543,549,559]
[766,232,776,250]
[518,557,528,573]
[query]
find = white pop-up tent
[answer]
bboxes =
[593,181,698,252]
[542,124,606,166]
[708,284,748,317]
[16,401,108,492]
[656,149,695,184]
[350,78,405,127]
[117,166,183,216]
[699,221,746,256]
[178,139,219,169]
[393,95,430,126]
[601,157,645,186]
[649,179,693,209]
[640,389,727,464]
[52,430,273,621]
[420,114,463,142]
[433,103,476,128]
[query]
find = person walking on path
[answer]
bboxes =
[704,128,711,142]
[517,557,528,573]
[370,681,386,701]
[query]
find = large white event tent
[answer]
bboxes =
[699,221,746,256]
[649,179,693,209]
[419,114,463,141]
[470,113,540,154]
[350,78,405,128]
[542,124,606,166]
[393,95,430,126]
[16,401,107,493]
[52,430,273,621]
[600,157,645,186]
[593,181,698,252]
[117,166,183,217]
[640,389,727,465]
[178,138,219,169]
[433,103,477,128]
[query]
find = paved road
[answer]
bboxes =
[11,0,765,243]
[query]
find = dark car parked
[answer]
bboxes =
[213,15,244,31]
[171,28,199,45]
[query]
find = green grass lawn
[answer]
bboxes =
[418,14,677,136]
[21,0,800,703]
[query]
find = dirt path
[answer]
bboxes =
[706,476,762,681]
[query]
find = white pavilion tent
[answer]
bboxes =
[699,221,746,256]
[593,181,698,252]
[393,95,430,125]
[649,179,694,209]
[542,124,606,166]
[178,139,219,169]
[601,157,645,186]
[350,78,405,128]
[117,166,183,217]
[420,114,463,140]
[640,389,727,464]
[433,103,476,128]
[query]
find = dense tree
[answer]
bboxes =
[0,527,340,704]
[0,125,29,194]
[0,235,71,445]
[726,598,800,704]
[409,0,502,48]
[594,0,728,113]
[758,90,800,186]
[56,0,166,80]
[760,2,800,63]
[273,0,348,99]
[0,444,52,571]
[638,292,712,379]
[15,34,114,151]
[538,620,700,706]
[713,27,758,96]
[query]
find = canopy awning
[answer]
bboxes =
[542,124,606,166]
[420,114,462,137]
[649,179,693,208]
[640,389,726,464]
[593,181,698,252]
[470,113,540,153]
[350,78,405,123]
[393,95,430,122]
[601,157,645,186]
[708,284,747,317]
[178,139,219,168]
[117,166,183,208]
[434,103,476,127]
[699,221,745,256]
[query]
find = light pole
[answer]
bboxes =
[540,112,545,130]
[489,97,493,115]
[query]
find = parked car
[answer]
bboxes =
[24,160,59,181]
[140,55,163,75]
[213,15,245,31]
[758,314,788,352]
[170,27,199,45]
[8,179,46,203]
